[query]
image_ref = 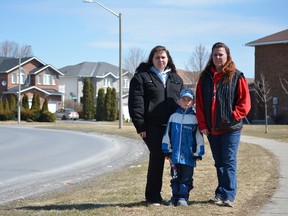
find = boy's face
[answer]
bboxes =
[178,96,194,109]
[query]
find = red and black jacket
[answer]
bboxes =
[196,68,251,135]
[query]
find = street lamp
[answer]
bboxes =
[18,57,22,123]
[83,0,123,129]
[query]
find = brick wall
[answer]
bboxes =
[254,43,288,123]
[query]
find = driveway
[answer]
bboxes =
[0,125,147,204]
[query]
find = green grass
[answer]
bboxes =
[0,121,286,216]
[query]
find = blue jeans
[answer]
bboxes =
[208,130,241,201]
[170,164,194,201]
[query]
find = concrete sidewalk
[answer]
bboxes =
[241,135,288,216]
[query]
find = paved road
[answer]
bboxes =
[0,125,146,204]
[241,136,288,216]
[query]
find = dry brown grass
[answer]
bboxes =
[242,124,288,143]
[0,121,283,216]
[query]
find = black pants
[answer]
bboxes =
[143,125,166,203]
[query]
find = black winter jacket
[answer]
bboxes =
[128,63,183,133]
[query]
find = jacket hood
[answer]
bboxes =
[136,62,151,73]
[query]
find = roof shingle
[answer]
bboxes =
[246,29,288,46]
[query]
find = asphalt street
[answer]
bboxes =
[0,125,147,204]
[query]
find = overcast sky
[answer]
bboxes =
[1,0,287,78]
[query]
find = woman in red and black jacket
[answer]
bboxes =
[129,45,183,205]
[196,42,251,208]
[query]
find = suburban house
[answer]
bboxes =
[177,69,199,91]
[59,61,133,121]
[0,56,64,113]
[246,29,288,123]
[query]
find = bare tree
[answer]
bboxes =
[279,75,288,94]
[0,40,33,57]
[185,44,209,73]
[123,47,146,73]
[254,74,272,133]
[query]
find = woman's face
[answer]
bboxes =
[152,51,168,72]
[212,47,228,71]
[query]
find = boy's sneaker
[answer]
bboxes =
[177,199,188,206]
[167,197,178,206]
[223,200,234,208]
[209,196,223,206]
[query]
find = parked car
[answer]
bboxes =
[55,108,79,120]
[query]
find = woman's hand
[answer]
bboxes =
[139,131,146,139]
[201,129,209,136]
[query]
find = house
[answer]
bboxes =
[177,69,200,91]
[0,56,64,113]
[246,29,288,123]
[59,61,133,121]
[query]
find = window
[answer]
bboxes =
[20,72,25,84]
[11,73,17,84]
[25,75,30,85]
[104,77,112,87]
[123,78,129,88]
[51,75,56,85]
[38,74,42,85]
[11,67,27,84]
[44,69,51,85]
[12,71,25,84]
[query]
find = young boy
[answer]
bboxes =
[162,89,205,206]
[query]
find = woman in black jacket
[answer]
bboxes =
[128,45,183,205]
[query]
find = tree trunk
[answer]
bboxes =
[265,103,268,133]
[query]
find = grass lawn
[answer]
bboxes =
[0,122,286,216]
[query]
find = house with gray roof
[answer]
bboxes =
[59,61,133,121]
[0,56,64,113]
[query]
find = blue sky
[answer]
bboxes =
[1,0,287,78]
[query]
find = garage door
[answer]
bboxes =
[48,102,57,113]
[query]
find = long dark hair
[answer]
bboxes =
[147,45,177,73]
[199,42,236,84]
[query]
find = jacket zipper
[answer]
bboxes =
[177,110,185,162]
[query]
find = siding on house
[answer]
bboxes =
[59,61,133,121]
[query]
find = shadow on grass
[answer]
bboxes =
[16,200,212,211]
[16,201,150,211]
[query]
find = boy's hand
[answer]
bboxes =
[193,156,202,161]
[164,153,171,160]
[165,156,171,160]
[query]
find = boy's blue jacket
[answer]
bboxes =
[162,107,205,167]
